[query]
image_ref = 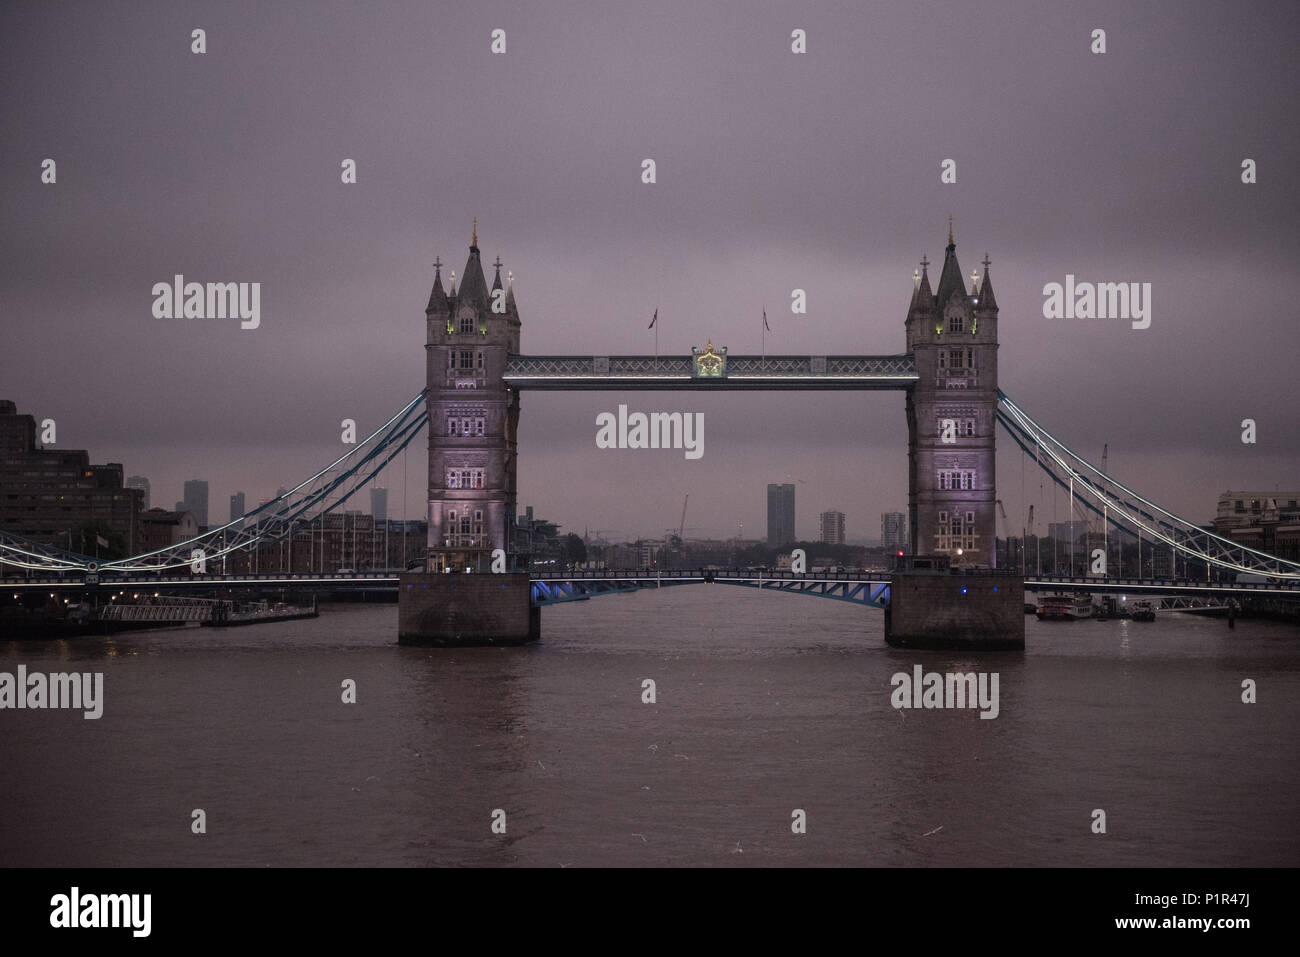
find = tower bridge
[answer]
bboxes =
[403,220,1014,647]
[6,223,1299,648]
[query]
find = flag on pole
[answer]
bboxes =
[647,308,658,329]
[762,308,770,331]
[96,534,109,548]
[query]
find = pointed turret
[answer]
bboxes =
[491,258,504,293]
[505,269,518,320]
[915,262,934,311]
[934,226,967,310]
[976,259,998,312]
[425,258,448,315]
[457,218,489,311]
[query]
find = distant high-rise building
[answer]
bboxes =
[881,511,908,550]
[370,486,388,523]
[767,483,795,547]
[819,510,846,546]
[126,475,150,509]
[1047,521,1085,544]
[230,491,245,523]
[183,479,209,528]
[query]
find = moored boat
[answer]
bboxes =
[1130,599,1157,622]
[1036,593,1093,620]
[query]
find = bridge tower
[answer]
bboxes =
[904,223,1000,567]
[400,221,537,645]
[422,221,522,573]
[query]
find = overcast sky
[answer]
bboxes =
[3,0,1297,542]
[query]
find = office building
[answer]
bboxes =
[767,483,795,547]
[126,475,151,510]
[182,478,209,528]
[370,486,388,523]
[881,511,907,550]
[819,510,846,546]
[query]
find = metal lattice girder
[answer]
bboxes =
[0,531,95,572]
[998,390,1300,581]
[530,576,697,605]
[97,391,430,574]
[503,354,917,390]
[1024,577,1299,596]
[527,570,891,608]
[711,575,891,608]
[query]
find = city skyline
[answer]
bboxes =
[3,2,1297,547]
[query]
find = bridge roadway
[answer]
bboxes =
[7,570,1296,606]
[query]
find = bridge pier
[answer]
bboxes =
[885,566,1025,650]
[398,572,539,647]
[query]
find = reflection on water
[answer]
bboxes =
[1,589,1297,866]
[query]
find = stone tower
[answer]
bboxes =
[904,223,1000,566]
[422,221,522,572]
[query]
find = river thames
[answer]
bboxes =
[2,588,1297,867]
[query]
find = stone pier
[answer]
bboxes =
[398,572,539,647]
[885,566,1025,651]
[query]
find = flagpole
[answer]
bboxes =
[651,304,659,367]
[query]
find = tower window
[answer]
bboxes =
[477,351,484,370]
[459,350,474,369]
[459,313,474,334]
[949,313,964,333]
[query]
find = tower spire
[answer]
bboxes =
[426,255,448,314]
[471,217,478,249]
[948,214,953,246]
